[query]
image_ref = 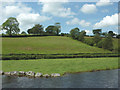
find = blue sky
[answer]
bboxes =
[0,0,119,35]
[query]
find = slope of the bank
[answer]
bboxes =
[2,36,111,54]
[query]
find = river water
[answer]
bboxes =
[2,69,119,88]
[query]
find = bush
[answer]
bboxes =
[84,38,94,46]
[78,33,84,42]
[96,40,103,48]
[93,34,102,44]
[102,35,113,51]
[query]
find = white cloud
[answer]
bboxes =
[96,0,113,6]
[41,2,76,18]
[94,13,118,28]
[66,18,91,27]
[4,5,32,17]
[85,30,92,35]
[0,2,52,33]
[17,13,51,27]
[80,4,97,14]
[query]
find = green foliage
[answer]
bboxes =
[102,35,113,51]
[2,57,118,75]
[78,31,86,42]
[108,31,115,37]
[84,38,94,46]
[54,22,61,35]
[2,17,20,36]
[45,25,59,35]
[61,33,65,36]
[21,31,27,35]
[85,37,119,52]
[96,40,103,48]
[116,34,120,39]
[27,24,44,35]
[70,27,79,39]
[93,29,102,35]
[93,34,102,44]
[2,53,119,60]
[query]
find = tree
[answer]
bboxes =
[116,34,120,39]
[27,24,44,35]
[93,29,102,35]
[102,34,113,51]
[70,27,80,39]
[96,40,103,48]
[1,17,20,36]
[61,33,65,36]
[21,31,27,35]
[108,31,115,37]
[93,33,102,45]
[78,30,86,42]
[81,30,86,36]
[45,25,58,35]
[27,29,33,34]
[55,22,61,35]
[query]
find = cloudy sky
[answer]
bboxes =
[0,0,119,35]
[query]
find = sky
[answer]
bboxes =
[0,0,119,35]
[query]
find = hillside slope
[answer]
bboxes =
[2,36,111,54]
[85,37,119,53]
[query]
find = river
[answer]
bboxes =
[2,69,119,88]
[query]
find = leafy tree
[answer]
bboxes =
[1,17,20,36]
[21,31,27,35]
[28,24,44,35]
[116,34,120,39]
[108,31,115,37]
[102,34,113,51]
[45,25,58,35]
[27,29,33,34]
[55,22,61,35]
[96,40,103,48]
[61,33,65,36]
[84,39,94,46]
[78,31,86,42]
[70,27,80,39]
[81,30,86,36]
[93,29,102,35]
[93,33,102,45]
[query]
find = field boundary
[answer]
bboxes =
[1,53,120,60]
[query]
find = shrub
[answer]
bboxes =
[96,40,103,48]
[102,35,113,51]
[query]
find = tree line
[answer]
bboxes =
[70,28,119,51]
[1,17,61,36]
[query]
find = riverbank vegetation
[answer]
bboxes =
[2,57,118,75]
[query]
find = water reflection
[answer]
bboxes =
[2,69,118,88]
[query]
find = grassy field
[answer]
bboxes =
[2,36,111,54]
[2,57,118,75]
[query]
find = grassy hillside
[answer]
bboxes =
[2,57,118,75]
[85,37,119,53]
[2,36,111,54]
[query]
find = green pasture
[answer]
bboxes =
[2,36,111,54]
[2,57,118,75]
